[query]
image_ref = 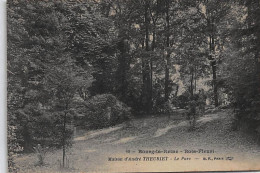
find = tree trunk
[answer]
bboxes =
[210,35,219,107]
[256,4,260,101]
[212,60,218,107]
[62,110,67,168]
[190,68,194,97]
[142,1,152,113]
[150,31,156,110]
[206,6,219,107]
[208,16,218,107]
[175,85,179,97]
[117,37,128,101]
[194,66,197,92]
[165,0,170,102]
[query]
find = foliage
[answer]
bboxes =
[174,94,190,109]
[219,0,260,132]
[8,125,23,173]
[7,1,92,166]
[33,144,49,166]
[7,0,260,159]
[78,94,131,129]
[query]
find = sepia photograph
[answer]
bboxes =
[7,0,260,172]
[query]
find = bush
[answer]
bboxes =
[13,104,73,152]
[174,94,189,109]
[78,94,132,129]
[33,144,48,166]
[8,125,23,173]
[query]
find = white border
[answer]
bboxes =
[0,1,259,173]
[0,0,7,172]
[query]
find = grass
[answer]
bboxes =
[14,109,260,173]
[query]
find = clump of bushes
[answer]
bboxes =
[77,94,132,129]
[171,93,190,109]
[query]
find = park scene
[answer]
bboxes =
[7,0,260,172]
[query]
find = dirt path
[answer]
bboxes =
[15,109,260,172]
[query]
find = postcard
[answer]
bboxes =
[7,0,260,172]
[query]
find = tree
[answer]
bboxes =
[7,0,92,166]
[200,0,231,107]
[44,61,84,167]
[220,0,260,131]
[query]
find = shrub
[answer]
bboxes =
[33,144,48,166]
[78,94,131,129]
[13,104,73,153]
[8,125,23,173]
[175,94,189,109]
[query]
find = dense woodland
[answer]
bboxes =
[7,0,260,172]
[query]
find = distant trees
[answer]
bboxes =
[177,0,208,97]
[201,0,231,107]
[220,0,260,131]
[92,0,260,133]
[94,0,181,113]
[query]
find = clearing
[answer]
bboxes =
[15,109,260,172]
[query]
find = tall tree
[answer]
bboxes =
[221,0,260,130]
[201,0,231,106]
[8,0,100,162]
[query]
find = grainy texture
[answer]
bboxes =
[7,0,260,172]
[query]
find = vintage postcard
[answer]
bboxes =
[7,0,260,172]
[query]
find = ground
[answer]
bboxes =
[15,109,260,173]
